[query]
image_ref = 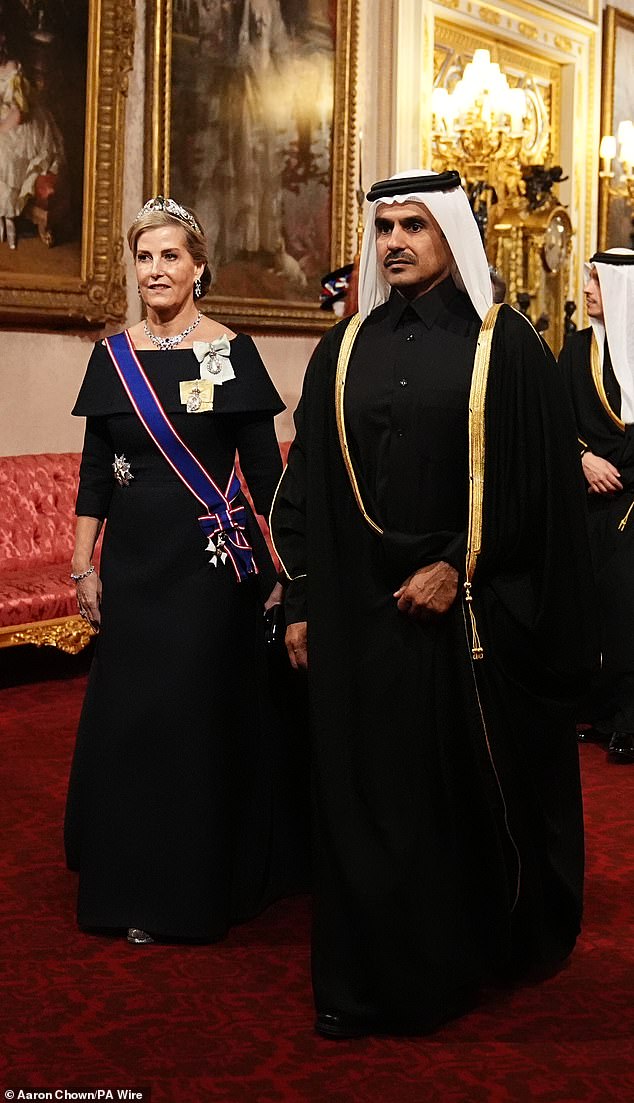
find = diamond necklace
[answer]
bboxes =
[144,311,202,351]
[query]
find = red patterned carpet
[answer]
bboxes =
[1,650,633,1103]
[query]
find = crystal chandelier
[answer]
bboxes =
[431,49,531,230]
[432,50,527,156]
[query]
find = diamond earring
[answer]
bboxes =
[194,276,202,299]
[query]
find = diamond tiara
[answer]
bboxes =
[133,196,202,234]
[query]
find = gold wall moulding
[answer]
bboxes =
[518,22,539,40]
[442,0,598,24]
[479,8,501,26]
[0,616,95,654]
[0,0,135,326]
[145,0,359,333]
[598,7,634,250]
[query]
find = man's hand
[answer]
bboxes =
[582,451,623,495]
[394,561,458,621]
[286,620,308,670]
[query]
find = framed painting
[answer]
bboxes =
[598,6,634,251]
[145,0,359,331]
[0,0,134,325]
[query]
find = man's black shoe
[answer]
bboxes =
[607,731,634,763]
[314,1011,368,1039]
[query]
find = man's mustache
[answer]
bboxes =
[384,252,415,267]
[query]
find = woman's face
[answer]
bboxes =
[135,224,204,318]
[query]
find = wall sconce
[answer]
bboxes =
[431,49,531,241]
[599,120,634,206]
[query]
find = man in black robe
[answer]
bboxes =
[559,249,634,763]
[270,170,598,1038]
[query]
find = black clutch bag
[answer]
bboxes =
[263,602,286,648]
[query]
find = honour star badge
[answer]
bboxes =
[112,454,134,486]
[206,532,228,567]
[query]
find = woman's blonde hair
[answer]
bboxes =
[127,203,213,297]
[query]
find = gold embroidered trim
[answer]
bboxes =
[269,464,298,581]
[590,332,625,432]
[464,304,502,660]
[618,498,634,532]
[335,313,384,535]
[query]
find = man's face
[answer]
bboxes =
[375,201,453,299]
[584,267,604,321]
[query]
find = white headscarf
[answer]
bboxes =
[358,169,493,321]
[584,248,634,424]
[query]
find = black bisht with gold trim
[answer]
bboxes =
[272,297,598,1033]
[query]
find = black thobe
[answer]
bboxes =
[559,328,634,733]
[272,284,597,1032]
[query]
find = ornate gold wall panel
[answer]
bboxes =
[598,7,634,251]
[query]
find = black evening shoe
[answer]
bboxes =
[315,1011,368,1039]
[127,927,155,944]
[607,731,634,763]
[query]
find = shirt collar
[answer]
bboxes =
[387,276,461,330]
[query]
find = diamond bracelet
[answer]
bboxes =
[70,565,95,583]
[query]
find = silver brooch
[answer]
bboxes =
[187,383,202,413]
[113,454,134,486]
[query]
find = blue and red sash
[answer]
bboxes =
[105,331,256,582]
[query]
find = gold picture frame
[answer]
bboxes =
[0,0,135,325]
[598,6,634,251]
[145,0,359,332]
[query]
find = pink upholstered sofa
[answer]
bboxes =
[0,444,291,653]
[0,453,94,653]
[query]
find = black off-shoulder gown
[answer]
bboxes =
[65,335,306,939]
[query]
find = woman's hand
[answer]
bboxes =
[286,621,308,671]
[582,451,623,495]
[72,516,103,630]
[76,570,102,631]
[394,561,458,621]
[264,580,284,610]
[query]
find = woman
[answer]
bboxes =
[0,27,63,249]
[65,196,305,943]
